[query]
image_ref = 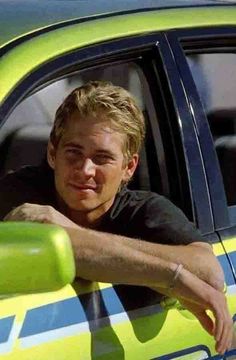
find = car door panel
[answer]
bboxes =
[0,280,233,359]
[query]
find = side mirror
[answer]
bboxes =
[0,222,76,294]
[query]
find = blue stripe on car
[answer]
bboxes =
[218,253,235,285]
[100,287,125,315]
[210,349,236,359]
[151,344,211,359]
[152,346,236,359]
[0,316,15,344]
[19,297,87,338]
[19,287,127,338]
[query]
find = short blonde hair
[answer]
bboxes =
[50,81,145,161]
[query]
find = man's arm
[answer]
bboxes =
[4,203,233,354]
[68,225,224,290]
[4,203,224,290]
[107,234,225,291]
[68,223,232,354]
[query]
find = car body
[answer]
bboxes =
[0,0,236,359]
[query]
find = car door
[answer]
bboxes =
[167,25,236,355]
[0,15,235,359]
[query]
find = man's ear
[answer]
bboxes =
[123,154,139,182]
[47,141,56,170]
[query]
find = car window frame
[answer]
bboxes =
[166,26,236,231]
[155,33,214,234]
[0,31,213,234]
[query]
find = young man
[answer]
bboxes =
[1,81,233,353]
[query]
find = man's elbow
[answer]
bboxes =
[210,269,225,292]
[189,242,225,291]
[201,253,225,291]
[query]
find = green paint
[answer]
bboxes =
[1,7,236,103]
[0,222,75,293]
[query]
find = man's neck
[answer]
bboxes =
[56,197,114,229]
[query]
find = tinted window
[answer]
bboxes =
[187,53,236,206]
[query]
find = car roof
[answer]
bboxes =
[1,0,236,47]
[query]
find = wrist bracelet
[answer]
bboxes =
[169,264,183,289]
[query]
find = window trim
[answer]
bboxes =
[166,26,236,230]
[0,34,163,124]
[0,32,213,232]
[0,34,172,200]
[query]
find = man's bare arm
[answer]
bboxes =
[63,226,234,354]
[4,203,224,289]
[107,234,225,291]
[4,203,233,354]
[69,225,224,290]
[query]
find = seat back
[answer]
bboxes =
[1,125,51,175]
[215,135,236,205]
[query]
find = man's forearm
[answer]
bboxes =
[119,237,224,290]
[67,226,224,291]
[66,227,177,288]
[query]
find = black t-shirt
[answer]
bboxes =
[0,162,203,245]
[97,187,204,244]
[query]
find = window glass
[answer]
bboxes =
[187,53,236,206]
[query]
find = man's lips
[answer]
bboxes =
[68,183,97,191]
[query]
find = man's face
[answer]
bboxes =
[47,111,138,220]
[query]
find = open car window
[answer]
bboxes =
[0,61,169,200]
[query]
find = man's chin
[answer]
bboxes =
[66,199,97,212]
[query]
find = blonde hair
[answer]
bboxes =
[50,81,145,162]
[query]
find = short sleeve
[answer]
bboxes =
[124,193,205,245]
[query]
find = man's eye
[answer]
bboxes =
[66,149,80,154]
[93,155,113,165]
[66,149,82,157]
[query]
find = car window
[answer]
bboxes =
[187,53,236,213]
[0,61,169,198]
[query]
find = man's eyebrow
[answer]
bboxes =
[63,142,116,156]
[95,149,115,156]
[63,142,83,149]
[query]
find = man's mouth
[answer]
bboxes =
[68,183,97,191]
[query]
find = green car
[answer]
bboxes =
[0,0,235,358]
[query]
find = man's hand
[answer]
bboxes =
[4,203,78,229]
[179,298,233,355]
[153,270,233,355]
[153,276,233,356]
[171,268,233,355]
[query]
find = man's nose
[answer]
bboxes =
[78,158,96,177]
